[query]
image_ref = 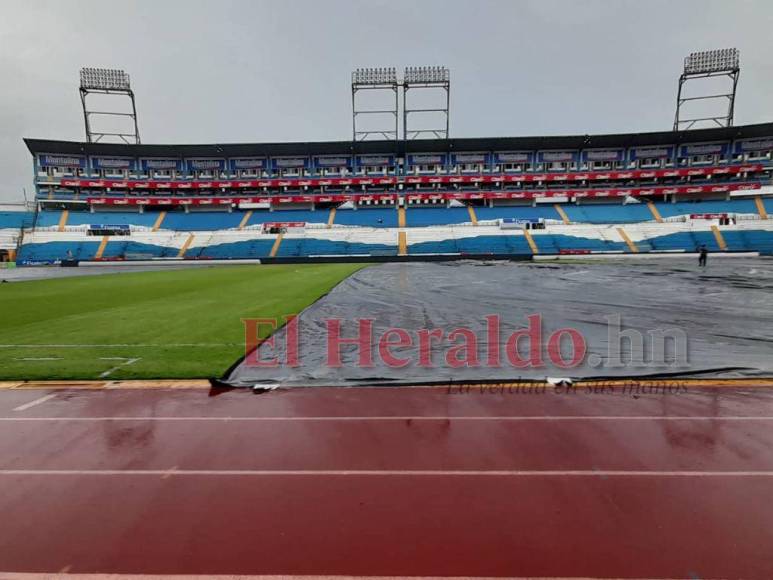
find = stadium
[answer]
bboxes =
[2,24,773,580]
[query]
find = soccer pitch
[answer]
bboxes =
[0,263,365,380]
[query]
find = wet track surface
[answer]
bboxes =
[1,385,773,578]
[225,258,773,386]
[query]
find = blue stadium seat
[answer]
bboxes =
[198,239,277,259]
[408,238,460,254]
[335,208,399,228]
[0,211,31,229]
[163,212,244,231]
[654,199,759,219]
[406,207,471,226]
[246,210,329,227]
[16,241,100,262]
[277,237,396,257]
[35,211,63,228]
[562,204,653,224]
[475,206,559,222]
[67,211,158,228]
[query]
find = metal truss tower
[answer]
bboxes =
[351,68,399,141]
[402,66,450,141]
[673,49,740,131]
[350,66,451,143]
[79,67,141,144]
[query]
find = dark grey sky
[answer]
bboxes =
[1,0,772,202]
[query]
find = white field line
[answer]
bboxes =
[1,468,773,477]
[12,394,58,412]
[0,415,772,422]
[99,358,141,378]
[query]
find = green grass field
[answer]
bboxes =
[0,264,365,380]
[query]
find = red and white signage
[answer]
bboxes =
[55,163,765,192]
[85,182,761,207]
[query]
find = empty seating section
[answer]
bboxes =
[409,232,533,255]
[34,211,63,228]
[475,205,558,222]
[277,238,396,257]
[547,234,627,252]
[562,204,653,224]
[245,210,328,227]
[735,230,773,253]
[13,198,773,262]
[25,199,766,235]
[66,211,159,228]
[17,241,100,262]
[654,199,759,219]
[100,240,179,259]
[162,212,243,231]
[335,208,399,228]
[196,239,277,259]
[406,207,471,226]
[0,211,31,229]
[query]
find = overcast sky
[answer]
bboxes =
[1,0,772,203]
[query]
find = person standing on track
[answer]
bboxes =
[698,244,708,267]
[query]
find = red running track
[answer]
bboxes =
[1,385,773,578]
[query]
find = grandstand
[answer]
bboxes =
[11,121,773,263]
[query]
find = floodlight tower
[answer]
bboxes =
[673,48,740,131]
[351,67,399,142]
[403,66,450,141]
[79,67,141,144]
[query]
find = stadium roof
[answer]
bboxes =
[24,121,773,157]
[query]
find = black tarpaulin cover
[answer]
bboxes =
[221,258,773,387]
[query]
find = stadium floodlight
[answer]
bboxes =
[79,67,132,91]
[673,48,740,131]
[683,48,739,75]
[403,66,450,85]
[352,67,397,86]
[79,67,141,144]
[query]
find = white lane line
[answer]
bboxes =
[12,394,58,413]
[1,469,773,477]
[99,357,141,378]
[14,357,63,361]
[0,415,772,422]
